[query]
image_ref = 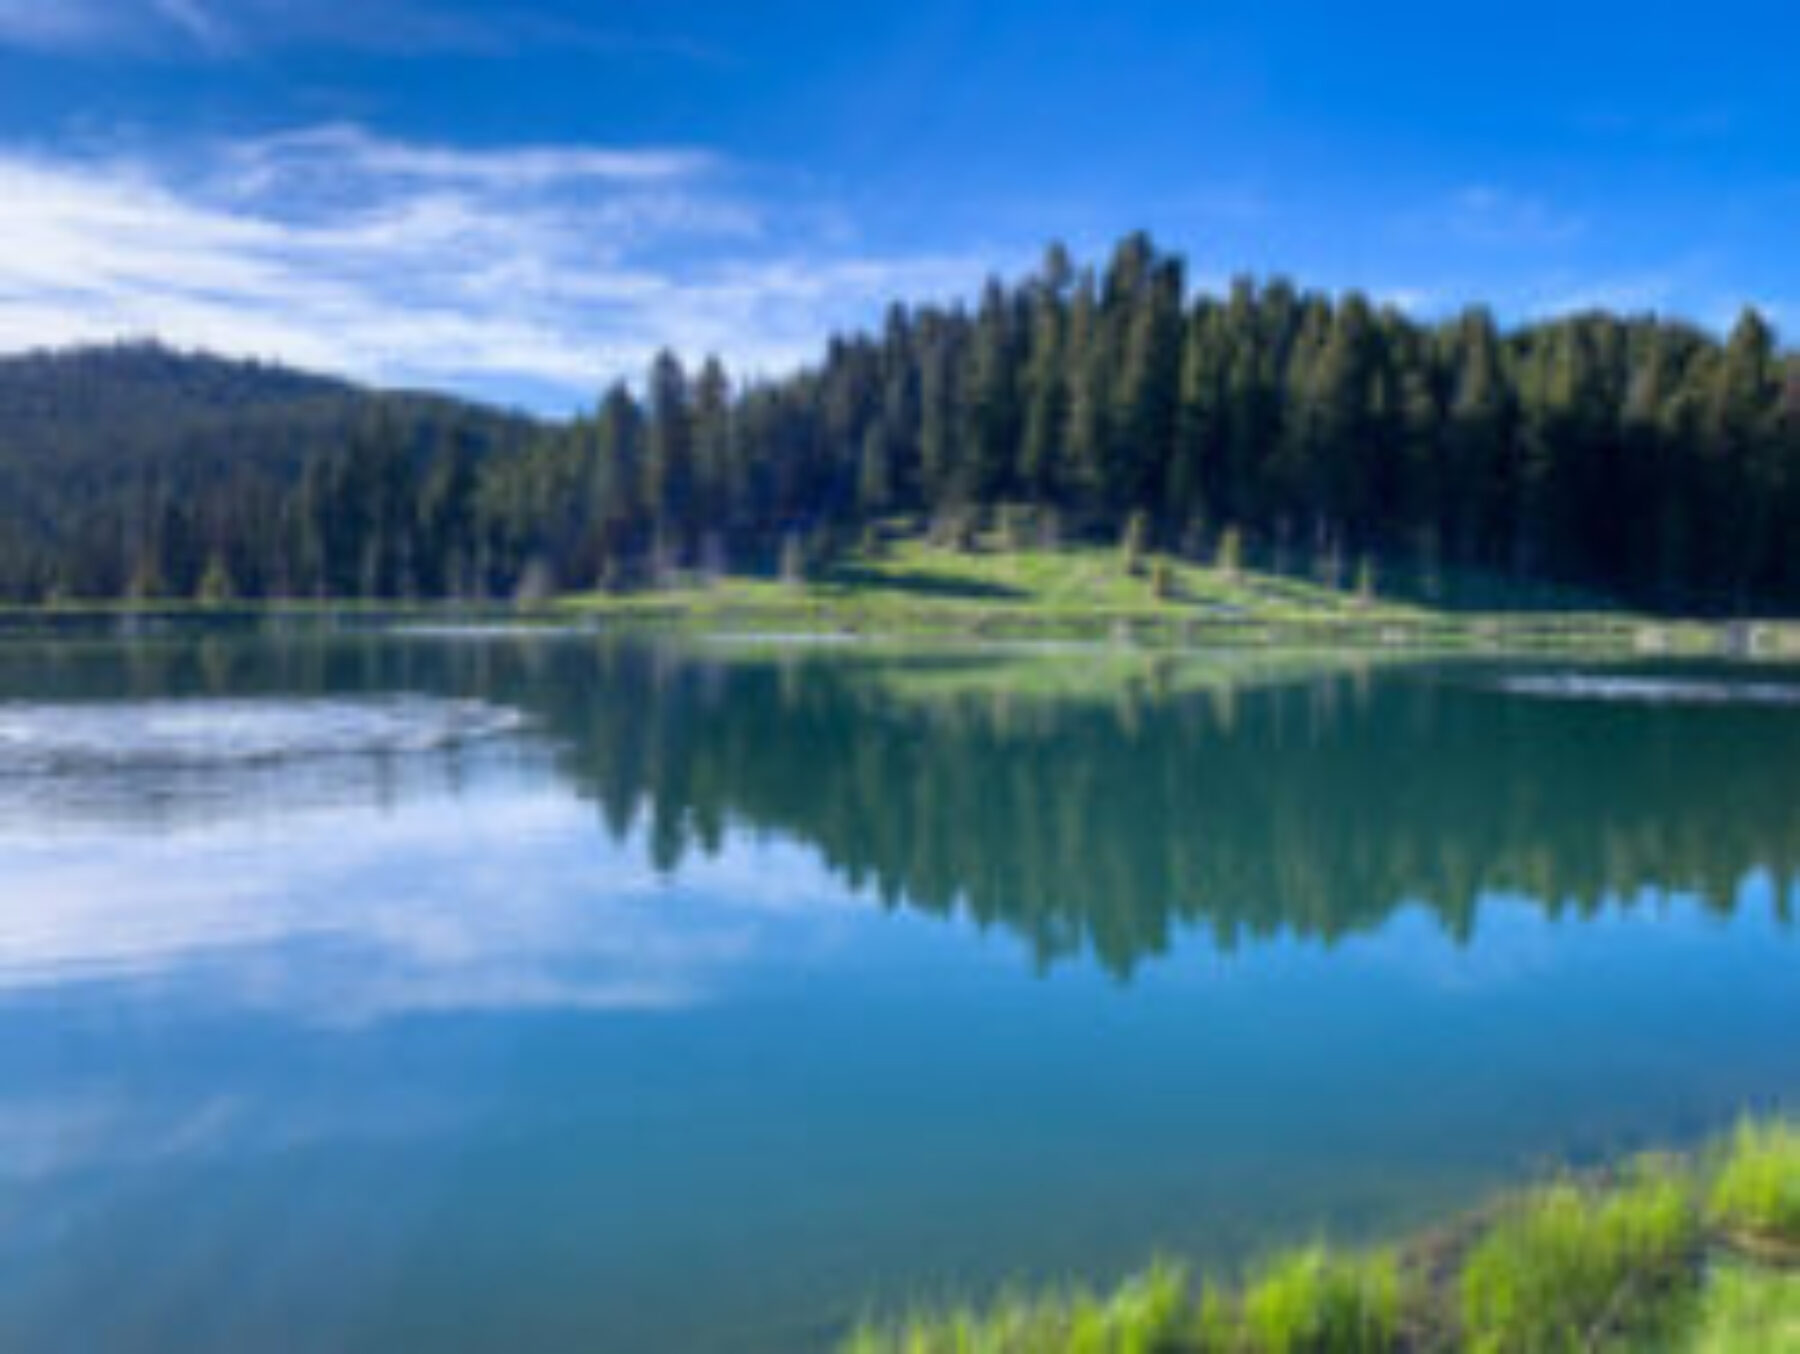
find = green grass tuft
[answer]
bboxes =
[1708,1119,1800,1246]
[1240,1247,1400,1354]
[841,1259,1200,1354]
[1459,1165,1700,1353]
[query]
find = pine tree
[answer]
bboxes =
[1709,309,1778,601]
[1061,272,1109,507]
[962,279,1022,503]
[1170,301,1223,531]
[918,322,959,509]
[1446,308,1510,569]
[197,552,236,606]
[646,351,695,558]
[1105,237,1183,515]
[1020,247,1071,503]
[692,357,733,536]
[858,421,893,517]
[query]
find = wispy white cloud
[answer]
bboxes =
[0,0,117,50]
[150,0,226,49]
[225,123,715,189]
[0,125,991,407]
[0,0,228,53]
[0,769,866,1027]
[0,0,730,61]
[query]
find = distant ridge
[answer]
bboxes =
[0,342,534,584]
[0,341,530,472]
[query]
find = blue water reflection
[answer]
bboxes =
[0,634,1793,1352]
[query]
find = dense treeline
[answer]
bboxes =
[3,235,1796,610]
[0,343,533,602]
[428,233,1800,612]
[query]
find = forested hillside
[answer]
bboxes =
[2,235,1796,611]
[0,343,534,601]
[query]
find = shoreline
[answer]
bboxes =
[2,597,1798,661]
[843,1116,1800,1352]
[3,541,1798,659]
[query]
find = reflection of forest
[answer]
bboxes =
[525,644,1800,974]
[6,633,1798,975]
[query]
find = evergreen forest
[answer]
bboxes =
[2,234,1795,613]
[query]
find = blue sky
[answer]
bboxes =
[0,0,1794,410]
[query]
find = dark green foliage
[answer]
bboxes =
[3,235,1797,611]
[0,342,530,602]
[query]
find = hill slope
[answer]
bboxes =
[0,341,533,489]
[0,343,535,596]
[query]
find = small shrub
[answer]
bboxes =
[1242,1247,1399,1353]
[1460,1167,1699,1353]
[197,553,237,606]
[1215,526,1243,580]
[1710,1119,1800,1245]
[1120,511,1150,577]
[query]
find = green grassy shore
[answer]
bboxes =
[843,1117,1800,1353]
[558,537,1800,659]
[4,536,1800,658]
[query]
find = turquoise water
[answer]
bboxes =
[0,631,1796,1351]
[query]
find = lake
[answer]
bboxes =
[0,628,1796,1352]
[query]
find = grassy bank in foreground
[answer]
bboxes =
[844,1118,1800,1353]
[561,538,1800,658]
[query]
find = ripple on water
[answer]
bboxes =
[1493,674,1800,706]
[0,697,527,774]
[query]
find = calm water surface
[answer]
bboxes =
[0,630,1796,1352]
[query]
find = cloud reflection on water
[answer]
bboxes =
[0,780,859,1025]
